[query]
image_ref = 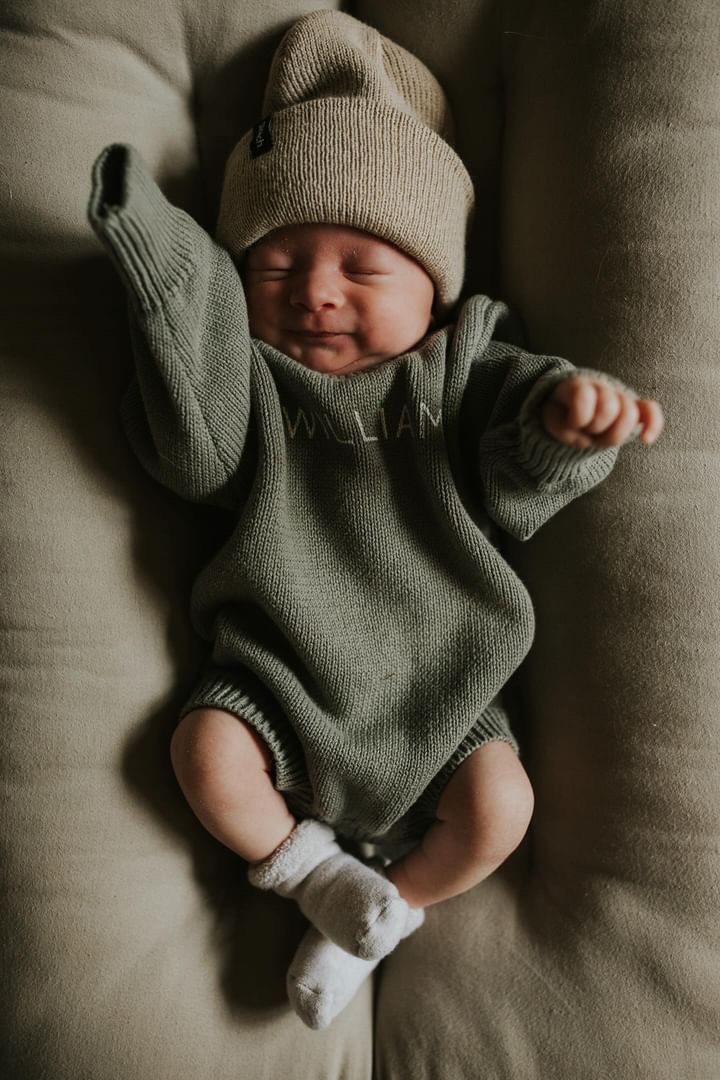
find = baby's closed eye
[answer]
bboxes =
[345,268,386,278]
[245,265,293,279]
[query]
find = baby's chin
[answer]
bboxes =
[280,337,390,375]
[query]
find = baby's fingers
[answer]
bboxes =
[540,397,591,447]
[589,392,639,447]
[550,377,598,429]
[636,399,665,444]
[582,382,624,435]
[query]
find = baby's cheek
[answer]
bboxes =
[380,298,432,353]
[245,289,278,339]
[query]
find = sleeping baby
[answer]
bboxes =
[88,9,663,1030]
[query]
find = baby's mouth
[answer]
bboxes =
[290,330,349,339]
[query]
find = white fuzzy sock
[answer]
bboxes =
[287,905,425,1030]
[247,818,412,961]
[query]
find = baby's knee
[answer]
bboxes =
[486,754,534,858]
[170,707,271,790]
[439,742,534,862]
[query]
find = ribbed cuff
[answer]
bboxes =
[516,367,636,487]
[180,668,312,801]
[87,143,197,310]
[362,700,519,847]
[420,701,519,809]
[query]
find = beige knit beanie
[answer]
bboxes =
[216,9,475,311]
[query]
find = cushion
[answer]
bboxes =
[1,1,372,1076]
[361,1,720,1076]
[2,0,718,1076]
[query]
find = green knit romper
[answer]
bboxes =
[88,144,629,844]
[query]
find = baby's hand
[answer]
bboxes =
[540,375,665,449]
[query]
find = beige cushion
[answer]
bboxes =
[360,0,720,1076]
[2,0,718,1077]
[0,1,372,1076]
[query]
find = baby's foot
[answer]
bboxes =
[287,925,379,1030]
[247,818,415,961]
[287,905,425,1030]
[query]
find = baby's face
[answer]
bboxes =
[242,224,436,375]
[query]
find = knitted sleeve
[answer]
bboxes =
[469,338,638,541]
[87,144,252,508]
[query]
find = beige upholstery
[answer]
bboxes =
[2,0,718,1076]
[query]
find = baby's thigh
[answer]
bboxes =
[437,742,534,852]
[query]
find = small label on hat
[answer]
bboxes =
[250,116,274,159]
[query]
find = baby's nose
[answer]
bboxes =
[290,270,345,311]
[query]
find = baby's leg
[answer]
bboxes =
[171,708,421,960]
[170,707,297,863]
[385,742,534,909]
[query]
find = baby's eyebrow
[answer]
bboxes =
[246,244,291,267]
[251,235,291,253]
[345,245,385,262]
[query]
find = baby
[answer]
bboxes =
[88,11,663,1030]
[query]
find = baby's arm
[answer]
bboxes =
[88,144,253,508]
[540,374,664,448]
[467,322,663,539]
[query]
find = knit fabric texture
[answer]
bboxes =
[215,10,474,311]
[88,144,634,843]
